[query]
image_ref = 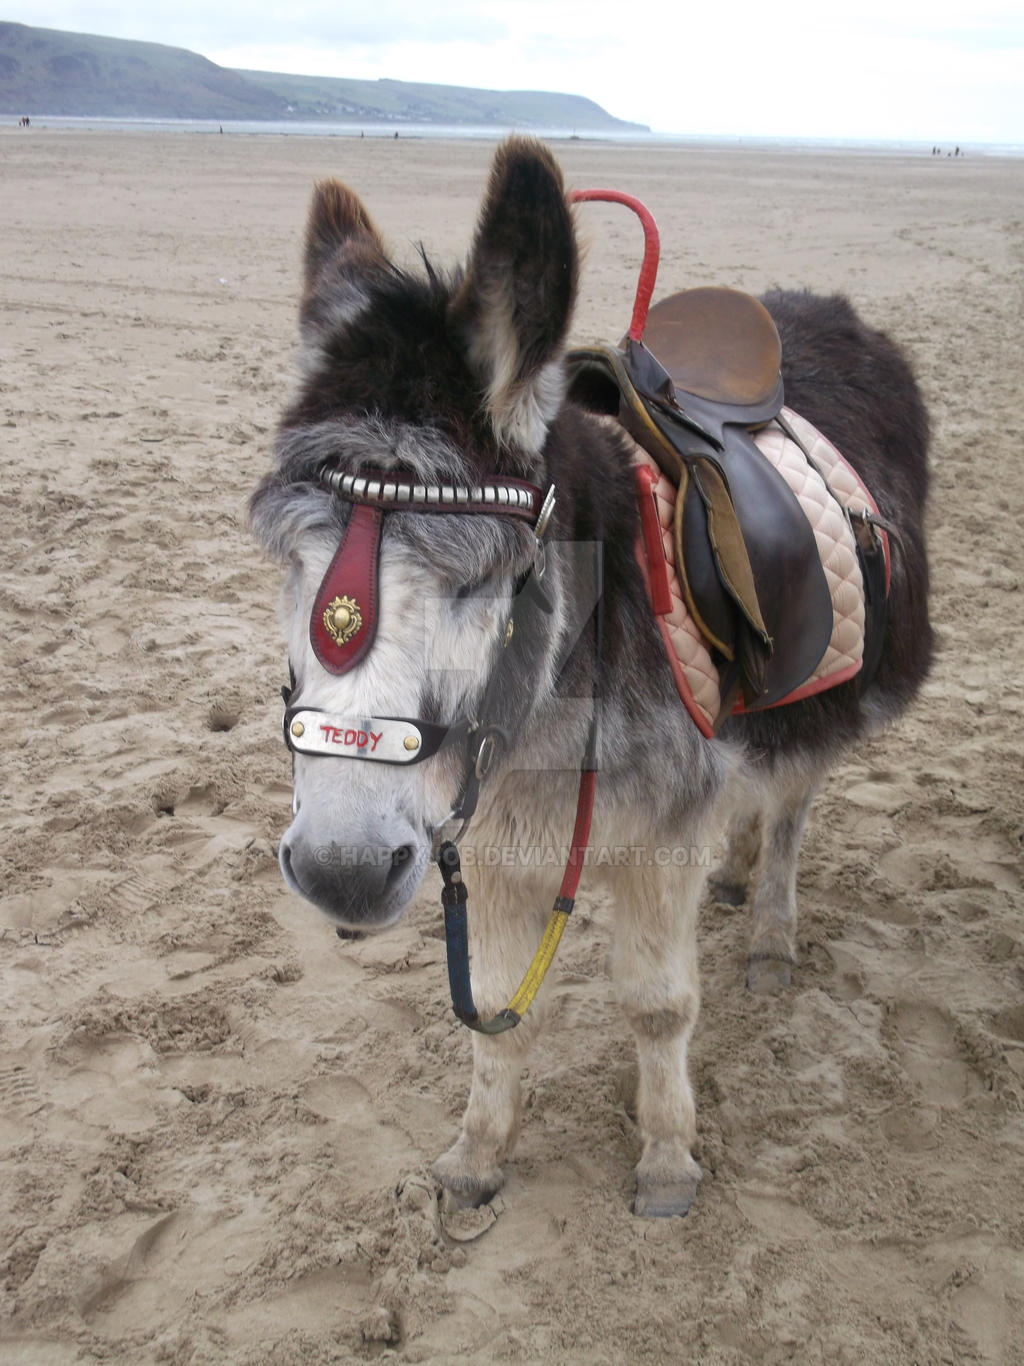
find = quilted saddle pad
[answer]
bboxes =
[633,407,890,736]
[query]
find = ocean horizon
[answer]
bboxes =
[7,113,1022,159]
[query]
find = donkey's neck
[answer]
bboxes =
[510,406,679,752]
[483,401,717,843]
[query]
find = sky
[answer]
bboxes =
[8,1,1023,144]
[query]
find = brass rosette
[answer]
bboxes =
[323,594,362,646]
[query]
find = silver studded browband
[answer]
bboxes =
[321,468,545,522]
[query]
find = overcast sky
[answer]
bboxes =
[10,1,1023,143]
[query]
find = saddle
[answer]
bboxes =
[567,286,834,708]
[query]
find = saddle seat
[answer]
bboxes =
[567,287,836,711]
[640,286,783,408]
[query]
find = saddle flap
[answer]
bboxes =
[698,428,833,707]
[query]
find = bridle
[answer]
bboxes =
[281,463,603,1033]
[282,469,559,830]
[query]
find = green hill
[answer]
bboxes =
[235,69,645,130]
[0,21,647,130]
[0,22,284,119]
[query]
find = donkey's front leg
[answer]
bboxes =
[608,859,705,1217]
[431,865,552,1207]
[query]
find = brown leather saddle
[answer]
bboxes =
[567,286,834,709]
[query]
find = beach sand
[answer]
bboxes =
[1,128,1022,1364]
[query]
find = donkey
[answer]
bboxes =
[251,138,931,1217]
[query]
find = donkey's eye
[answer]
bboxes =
[455,576,493,601]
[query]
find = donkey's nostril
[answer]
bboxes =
[279,838,304,895]
[386,843,415,893]
[391,844,414,872]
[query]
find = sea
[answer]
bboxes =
[7,115,1023,159]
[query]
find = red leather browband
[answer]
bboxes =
[310,468,548,675]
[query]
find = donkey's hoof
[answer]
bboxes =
[430,1150,504,1209]
[633,1165,702,1218]
[747,955,792,994]
[708,876,747,907]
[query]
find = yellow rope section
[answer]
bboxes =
[506,908,571,1018]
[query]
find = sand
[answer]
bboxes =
[1,127,1022,1364]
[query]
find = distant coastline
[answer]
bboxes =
[5,116,1022,160]
[1,115,648,142]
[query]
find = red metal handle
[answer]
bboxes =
[570,188,660,341]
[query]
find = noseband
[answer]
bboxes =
[282,463,603,1034]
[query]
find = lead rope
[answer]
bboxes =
[437,543,604,1034]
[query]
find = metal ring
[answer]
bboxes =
[474,733,496,780]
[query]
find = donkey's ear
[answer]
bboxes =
[300,179,387,332]
[450,138,578,453]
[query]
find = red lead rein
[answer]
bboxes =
[570,188,661,341]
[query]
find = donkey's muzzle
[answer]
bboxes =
[279,822,427,930]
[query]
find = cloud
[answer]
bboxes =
[16,0,507,51]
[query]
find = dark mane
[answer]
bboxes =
[285,257,512,471]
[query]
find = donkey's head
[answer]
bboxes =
[252,139,579,931]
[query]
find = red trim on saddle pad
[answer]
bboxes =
[635,464,674,616]
[633,465,717,737]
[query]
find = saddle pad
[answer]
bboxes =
[634,407,886,735]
